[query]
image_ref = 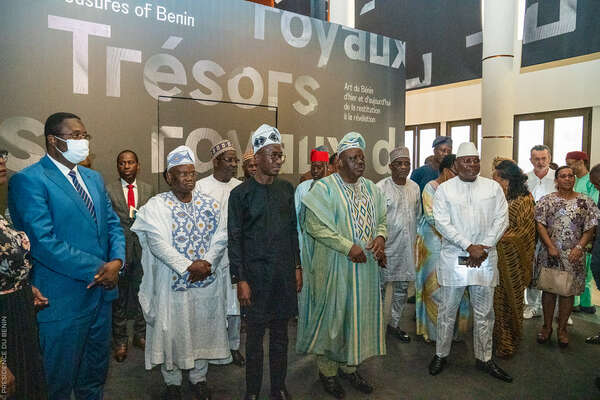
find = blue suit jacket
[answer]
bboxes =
[8,155,125,322]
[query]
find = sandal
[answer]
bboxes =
[536,327,552,344]
[557,330,569,348]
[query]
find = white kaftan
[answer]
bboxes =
[194,175,241,316]
[376,177,421,282]
[132,191,229,370]
[433,176,508,287]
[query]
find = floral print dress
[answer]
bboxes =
[534,192,600,294]
[0,215,32,293]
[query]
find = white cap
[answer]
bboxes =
[456,142,478,158]
[251,124,281,153]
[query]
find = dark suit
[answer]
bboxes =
[8,155,125,400]
[106,179,153,345]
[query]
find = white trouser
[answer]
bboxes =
[228,315,241,351]
[524,287,542,310]
[381,281,410,328]
[161,359,209,386]
[436,285,495,362]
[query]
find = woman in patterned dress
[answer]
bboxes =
[492,160,536,358]
[534,166,599,347]
[0,150,48,399]
[415,154,470,342]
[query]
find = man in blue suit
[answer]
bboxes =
[8,112,125,400]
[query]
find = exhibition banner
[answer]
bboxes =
[0,0,405,187]
[521,0,600,67]
[355,0,482,90]
[275,0,328,21]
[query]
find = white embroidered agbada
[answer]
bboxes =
[194,175,241,316]
[376,176,421,282]
[433,176,509,287]
[132,190,229,370]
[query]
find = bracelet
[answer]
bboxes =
[296,265,303,270]
[575,244,584,251]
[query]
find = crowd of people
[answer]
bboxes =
[0,111,599,400]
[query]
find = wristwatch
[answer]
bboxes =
[575,244,583,251]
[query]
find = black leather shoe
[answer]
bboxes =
[114,343,128,363]
[132,335,146,350]
[581,306,596,314]
[337,369,373,394]
[243,394,258,400]
[475,359,513,383]
[428,355,447,375]
[231,349,246,367]
[191,381,211,400]
[270,387,292,400]
[387,325,411,343]
[319,372,345,399]
[163,385,182,400]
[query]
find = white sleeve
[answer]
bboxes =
[481,185,509,248]
[146,231,191,275]
[433,186,472,251]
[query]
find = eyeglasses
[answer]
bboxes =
[0,151,8,161]
[54,133,92,140]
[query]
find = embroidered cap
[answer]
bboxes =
[252,124,282,153]
[242,149,255,162]
[389,146,410,163]
[167,145,195,171]
[210,139,235,160]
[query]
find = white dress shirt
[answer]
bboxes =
[47,154,93,202]
[526,169,556,202]
[433,176,509,287]
[121,178,138,208]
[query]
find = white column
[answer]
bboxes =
[480,0,517,177]
[329,0,355,27]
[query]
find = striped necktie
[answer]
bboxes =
[68,170,97,223]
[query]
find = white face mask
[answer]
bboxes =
[54,137,89,164]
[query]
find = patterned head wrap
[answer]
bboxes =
[210,139,235,160]
[167,145,195,171]
[432,136,452,148]
[252,124,282,153]
[337,132,366,155]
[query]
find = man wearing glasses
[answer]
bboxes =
[8,112,125,399]
[228,124,302,400]
[194,139,245,367]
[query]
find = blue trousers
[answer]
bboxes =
[38,301,112,400]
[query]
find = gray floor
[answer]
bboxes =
[104,305,600,400]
